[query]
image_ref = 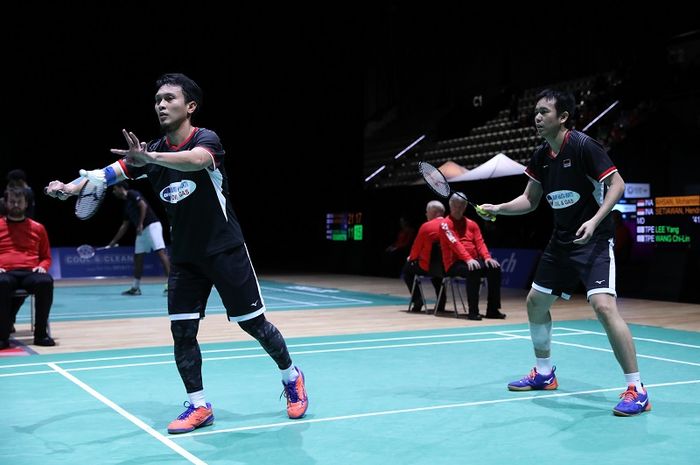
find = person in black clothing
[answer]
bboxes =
[480,89,649,416]
[107,181,171,295]
[46,72,308,433]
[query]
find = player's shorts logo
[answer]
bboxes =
[546,190,580,209]
[160,180,197,204]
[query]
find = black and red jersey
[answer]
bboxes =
[122,127,244,262]
[123,190,159,228]
[525,130,617,245]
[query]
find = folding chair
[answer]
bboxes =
[407,243,445,313]
[13,289,37,333]
[436,275,485,318]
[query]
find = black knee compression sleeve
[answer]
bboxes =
[171,319,203,393]
[238,314,292,370]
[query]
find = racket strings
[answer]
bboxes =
[75,181,106,220]
[419,162,451,197]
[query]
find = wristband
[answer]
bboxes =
[104,166,118,186]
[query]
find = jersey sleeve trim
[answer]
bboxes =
[525,168,541,183]
[598,166,618,181]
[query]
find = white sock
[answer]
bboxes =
[535,357,553,376]
[188,389,207,408]
[281,364,299,383]
[133,278,141,289]
[624,372,644,392]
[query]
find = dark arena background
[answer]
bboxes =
[2,6,700,465]
[4,7,697,301]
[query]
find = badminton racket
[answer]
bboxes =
[44,177,107,220]
[76,243,118,259]
[418,161,496,221]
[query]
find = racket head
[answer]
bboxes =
[76,244,96,259]
[418,161,451,198]
[75,180,107,220]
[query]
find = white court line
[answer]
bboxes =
[47,362,208,465]
[172,379,700,438]
[262,295,322,306]
[557,326,700,349]
[262,287,374,304]
[502,330,700,368]
[3,326,698,373]
[0,329,532,369]
[16,298,386,322]
[4,328,700,377]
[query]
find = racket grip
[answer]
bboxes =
[475,205,496,222]
[44,187,70,200]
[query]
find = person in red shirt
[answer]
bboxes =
[403,200,447,312]
[440,193,505,320]
[0,187,55,349]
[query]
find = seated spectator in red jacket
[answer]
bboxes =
[403,200,447,312]
[0,187,55,349]
[439,193,506,320]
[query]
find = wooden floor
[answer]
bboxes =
[11,273,700,354]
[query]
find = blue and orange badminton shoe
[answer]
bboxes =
[613,384,651,416]
[507,366,558,391]
[282,367,308,419]
[167,402,214,434]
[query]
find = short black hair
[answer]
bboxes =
[536,89,576,129]
[156,73,203,115]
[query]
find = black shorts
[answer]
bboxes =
[532,235,616,300]
[167,244,265,322]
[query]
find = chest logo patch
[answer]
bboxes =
[563,158,572,168]
[160,180,197,204]
[546,190,580,209]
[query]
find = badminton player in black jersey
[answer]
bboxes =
[480,89,650,416]
[46,73,308,432]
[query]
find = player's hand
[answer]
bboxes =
[32,266,47,274]
[476,204,497,222]
[45,181,73,200]
[0,268,5,273]
[485,258,500,269]
[111,129,149,167]
[573,219,596,245]
[79,168,106,185]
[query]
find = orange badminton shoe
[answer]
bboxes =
[167,402,214,434]
[282,367,308,419]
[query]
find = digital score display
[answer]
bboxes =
[634,195,700,246]
[325,212,363,241]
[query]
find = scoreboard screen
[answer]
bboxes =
[634,195,700,247]
[325,212,363,241]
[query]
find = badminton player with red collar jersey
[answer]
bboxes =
[45,73,308,432]
[479,89,649,416]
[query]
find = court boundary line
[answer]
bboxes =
[14,283,398,322]
[47,362,208,465]
[3,326,699,377]
[171,379,700,438]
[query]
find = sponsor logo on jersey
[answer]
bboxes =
[545,190,580,209]
[160,180,197,204]
[563,158,572,168]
